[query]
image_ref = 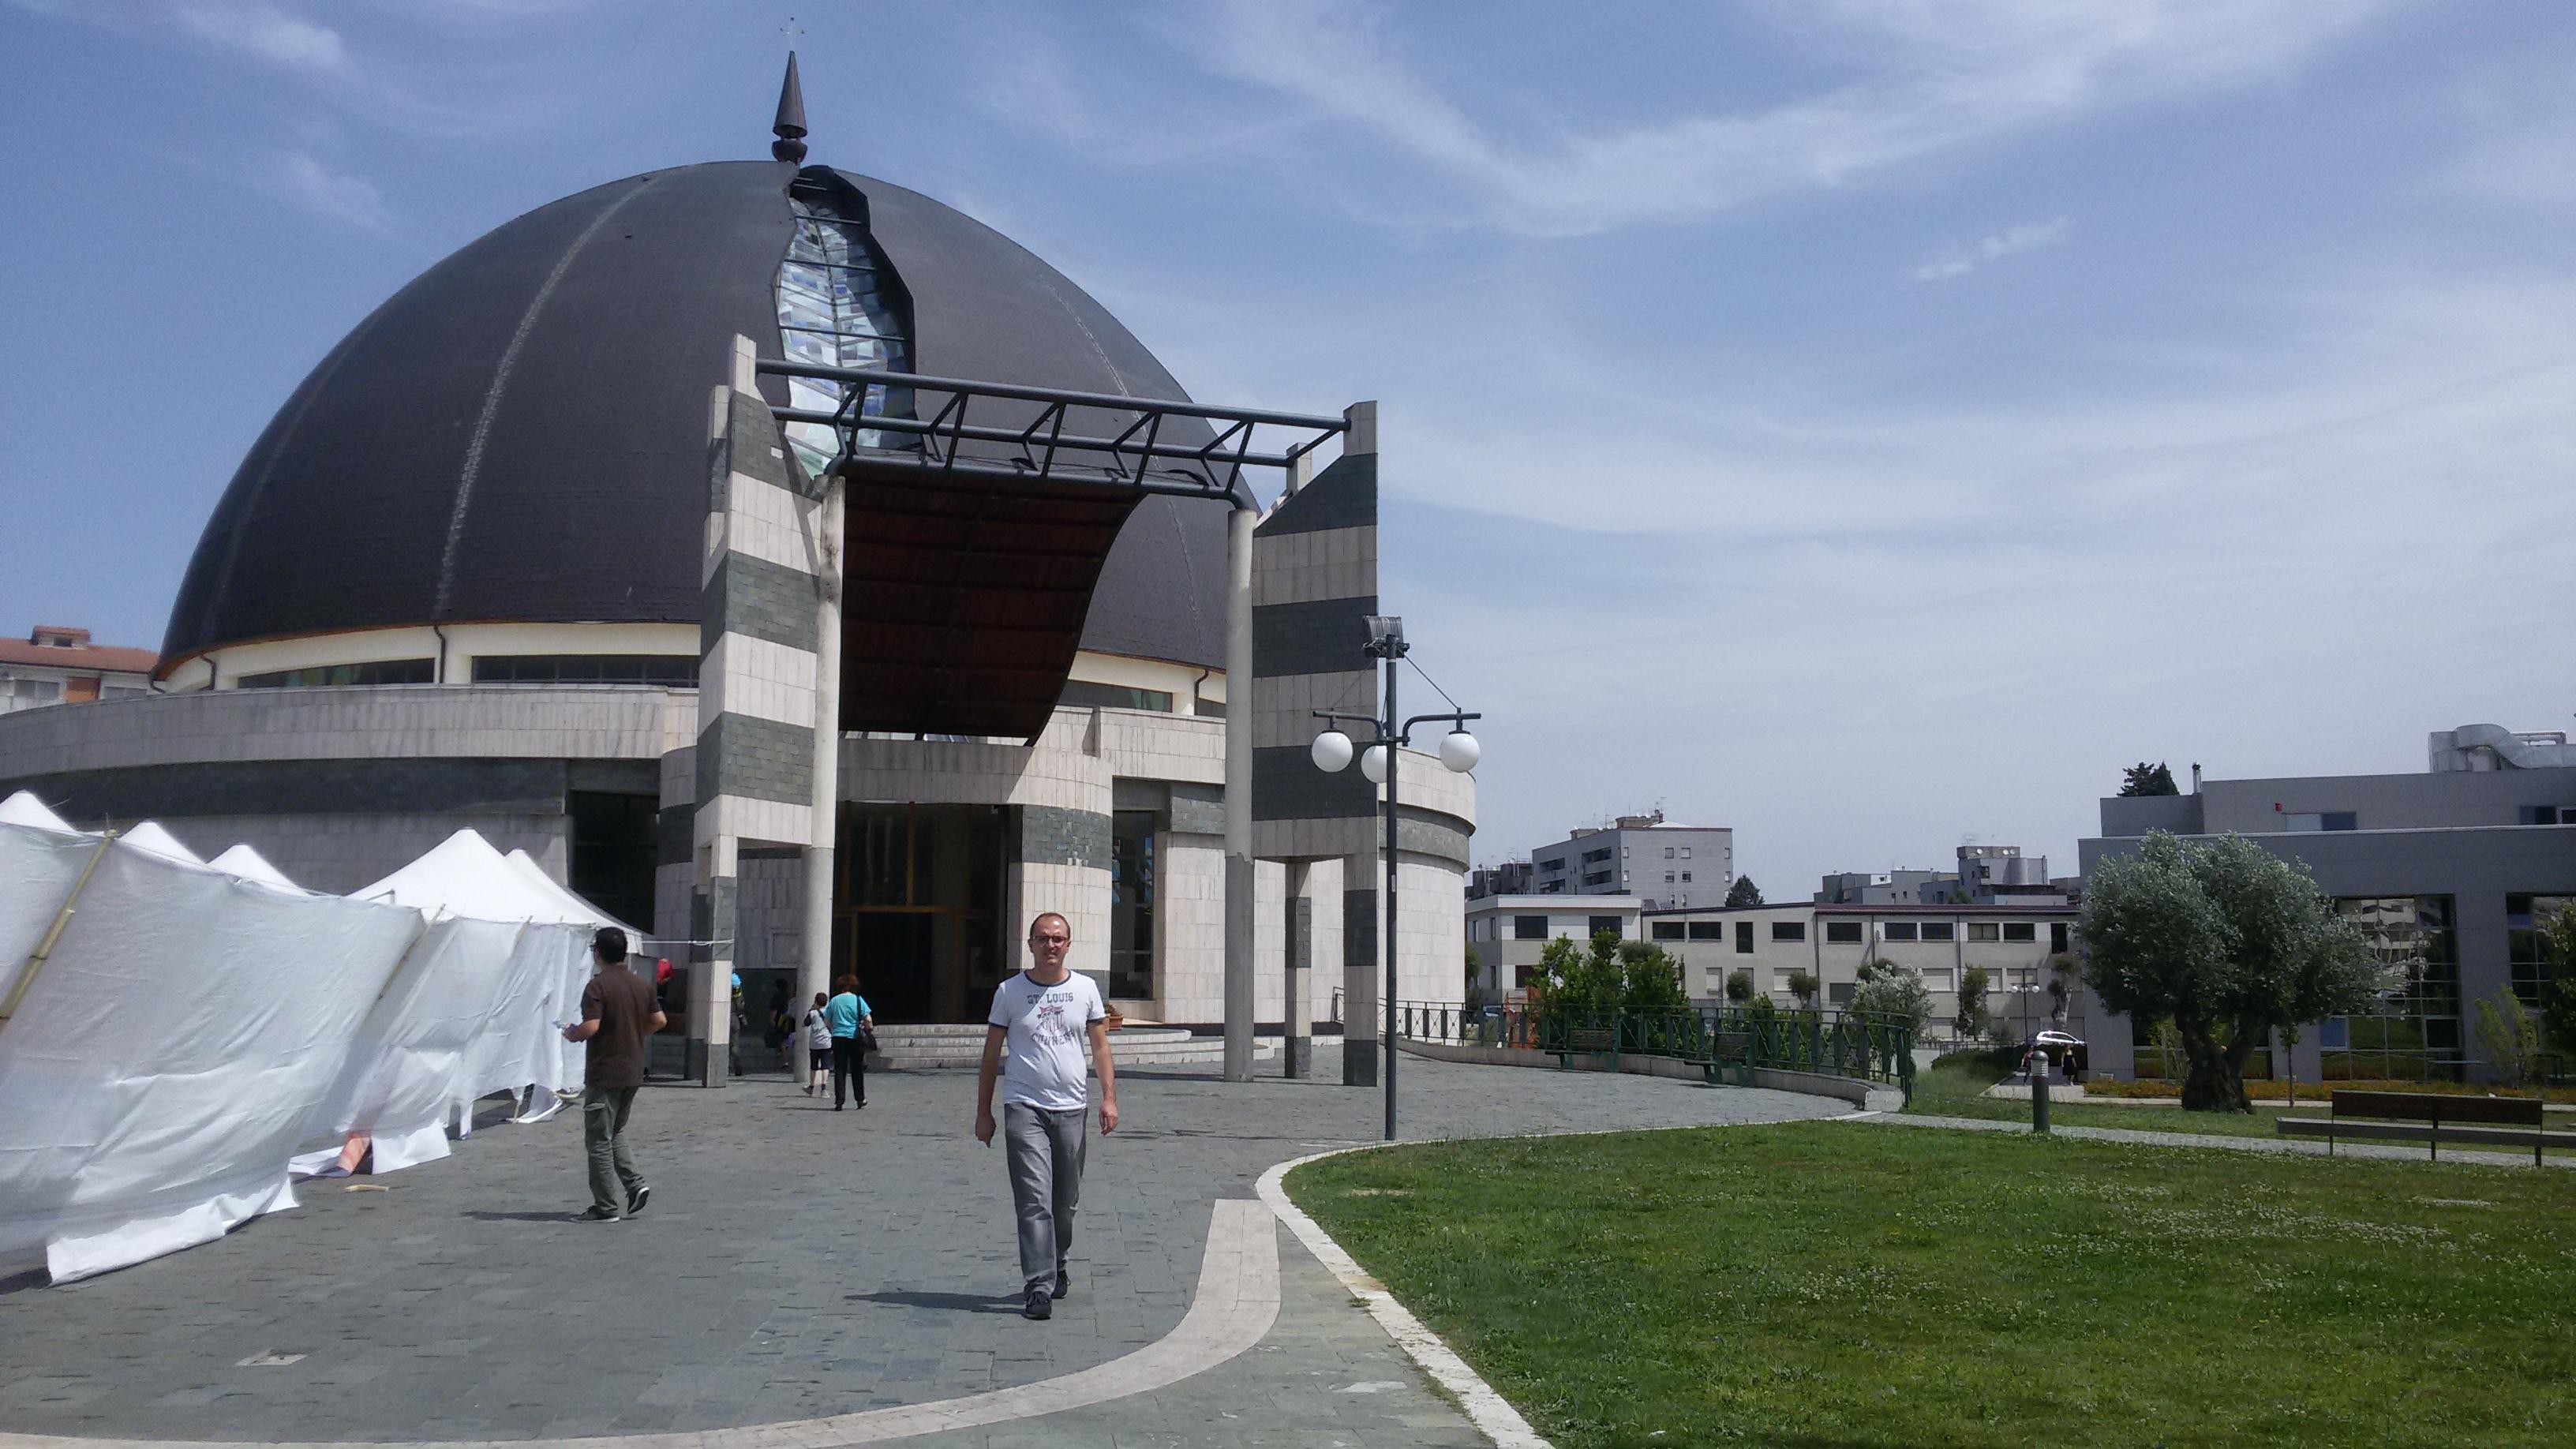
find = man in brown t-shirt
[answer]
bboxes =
[563,927,665,1221]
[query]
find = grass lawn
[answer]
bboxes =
[1287,1121,2576,1447]
[1907,1055,2574,1155]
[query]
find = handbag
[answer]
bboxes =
[857,1023,880,1054]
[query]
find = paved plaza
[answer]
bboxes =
[0,1049,1842,1446]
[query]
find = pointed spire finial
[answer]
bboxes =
[772,45,808,164]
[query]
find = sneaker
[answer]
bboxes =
[626,1184,651,1217]
[574,1206,622,1222]
[1054,1270,1071,1300]
[1021,1288,1052,1321]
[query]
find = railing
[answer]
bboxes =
[1396,1001,1916,1100]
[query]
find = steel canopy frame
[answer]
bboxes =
[754,358,1349,500]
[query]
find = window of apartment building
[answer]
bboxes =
[2284,811,2358,832]
[1582,846,1612,865]
[1882,921,1919,942]
[1589,915,1623,938]
[1829,983,1855,1005]
[238,659,436,689]
[1968,923,2000,942]
[1663,846,1675,859]
[2,679,65,707]
[2006,967,2038,990]
[1923,968,1955,990]
[1771,921,1806,942]
[1652,920,1686,941]
[1514,915,1548,940]
[1920,922,1956,942]
[1583,871,1612,887]
[1680,872,1692,882]
[2003,922,2037,943]
[1540,857,1564,874]
[1515,964,1537,989]
[1825,920,1863,944]
[2518,806,2570,825]
[1681,848,1692,859]
[2050,922,2070,953]
[2507,895,2572,1005]
[1688,921,1722,942]
[1734,921,1754,953]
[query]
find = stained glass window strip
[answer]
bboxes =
[777,196,911,475]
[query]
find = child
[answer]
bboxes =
[802,992,833,1095]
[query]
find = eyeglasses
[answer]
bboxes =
[1032,934,1070,946]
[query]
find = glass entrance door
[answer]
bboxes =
[833,803,1006,1022]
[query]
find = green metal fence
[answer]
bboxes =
[1397,1002,1915,1100]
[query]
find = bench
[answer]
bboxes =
[1686,1029,1754,1088]
[2276,1089,2569,1166]
[1552,1026,1619,1069]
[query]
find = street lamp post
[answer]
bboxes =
[1309,615,1480,1141]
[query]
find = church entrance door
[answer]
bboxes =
[833,803,1006,1023]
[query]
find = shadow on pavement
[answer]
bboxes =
[848,1289,1024,1315]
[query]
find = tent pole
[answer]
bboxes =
[0,829,119,1035]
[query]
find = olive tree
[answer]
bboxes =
[1956,965,1991,1037]
[2081,832,2378,1113]
[1537,928,1687,1013]
[1849,959,1933,1040]
[1784,968,1818,1009]
[1724,968,1756,1003]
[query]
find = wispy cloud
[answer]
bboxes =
[1912,216,2070,281]
[173,1,349,75]
[269,149,393,231]
[1189,0,2395,235]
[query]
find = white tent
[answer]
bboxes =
[0,791,72,833]
[118,820,203,866]
[0,830,421,1282]
[350,830,595,1118]
[207,842,301,892]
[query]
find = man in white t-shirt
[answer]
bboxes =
[975,911,1118,1321]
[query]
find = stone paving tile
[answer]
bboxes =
[1884,1110,2576,1167]
[0,1045,1840,1442]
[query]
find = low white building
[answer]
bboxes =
[1463,894,1645,994]
[1643,900,2087,1038]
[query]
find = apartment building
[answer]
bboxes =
[1642,900,2085,1039]
[1463,894,1646,994]
[1526,811,1732,909]
[0,626,155,715]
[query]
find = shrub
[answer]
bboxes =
[1724,968,1755,1002]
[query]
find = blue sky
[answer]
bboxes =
[3,1,2571,893]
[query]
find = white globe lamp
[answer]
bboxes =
[1359,744,1389,784]
[1438,728,1481,773]
[1310,730,1354,773]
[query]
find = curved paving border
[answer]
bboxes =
[1253,1112,1881,1449]
[1258,1145,1552,1449]
[0,1200,1279,1449]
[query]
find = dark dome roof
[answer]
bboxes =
[163,160,1230,670]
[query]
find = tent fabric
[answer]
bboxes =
[207,843,301,891]
[304,913,524,1168]
[118,820,204,866]
[0,836,422,1282]
[0,791,72,833]
[0,822,99,1011]
[354,830,597,1104]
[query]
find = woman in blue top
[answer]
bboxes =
[825,975,874,1110]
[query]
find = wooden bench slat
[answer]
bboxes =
[2328,1090,2544,1125]
[2277,1118,2573,1149]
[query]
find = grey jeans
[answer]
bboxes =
[1002,1103,1087,1295]
[582,1085,644,1215]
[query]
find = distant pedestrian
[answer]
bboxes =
[766,980,795,1069]
[564,927,665,1222]
[975,912,1118,1321]
[826,975,874,1110]
[803,992,833,1095]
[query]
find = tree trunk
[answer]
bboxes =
[2176,1015,2251,1113]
